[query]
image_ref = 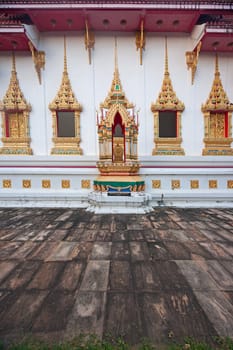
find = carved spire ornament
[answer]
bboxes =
[152,38,184,112]
[0,53,32,155]
[100,39,133,110]
[202,54,233,155]
[151,38,185,155]
[49,37,82,111]
[49,37,83,155]
[202,54,233,112]
[1,53,31,111]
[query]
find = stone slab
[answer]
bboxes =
[109,261,133,290]
[0,261,40,290]
[66,291,106,338]
[45,242,77,261]
[32,291,76,332]
[27,262,64,290]
[137,291,217,344]
[80,261,110,291]
[194,290,233,337]
[0,291,48,333]
[104,292,142,345]
[90,242,112,260]
[0,261,19,284]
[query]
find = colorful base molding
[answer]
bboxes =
[202,148,233,156]
[0,147,33,155]
[93,175,145,192]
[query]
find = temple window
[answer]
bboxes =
[57,111,75,137]
[0,53,32,155]
[202,55,233,156]
[159,111,177,138]
[151,38,185,155]
[49,38,82,155]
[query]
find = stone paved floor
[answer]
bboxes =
[0,207,233,347]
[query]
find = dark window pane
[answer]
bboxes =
[159,111,177,137]
[57,111,75,137]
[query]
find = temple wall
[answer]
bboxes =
[0,32,233,208]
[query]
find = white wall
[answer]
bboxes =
[0,32,233,157]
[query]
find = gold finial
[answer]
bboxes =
[112,37,121,94]
[64,36,67,72]
[165,36,169,75]
[114,36,118,71]
[12,51,16,72]
[215,53,219,76]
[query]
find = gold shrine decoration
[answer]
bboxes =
[185,41,202,85]
[84,19,95,65]
[96,38,140,176]
[28,41,45,85]
[202,54,233,155]
[0,52,32,155]
[136,19,145,65]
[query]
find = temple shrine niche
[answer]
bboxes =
[202,54,233,155]
[94,40,144,193]
[0,53,32,155]
[49,38,83,155]
[151,38,185,155]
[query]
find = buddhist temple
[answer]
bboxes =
[0,0,232,211]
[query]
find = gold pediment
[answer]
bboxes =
[0,53,31,112]
[202,54,233,112]
[151,38,184,112]
[49,37,82,112]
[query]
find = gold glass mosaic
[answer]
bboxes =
[42,180,51,189]
[3,179,11,188]
[152,180,161,189]
[81,179,91,189]
[209,180,217,189]
[190,180,199,189]
[171,180,180,189]
[61,180,70,189]
[227,180,233,189]
[23,180,31,188]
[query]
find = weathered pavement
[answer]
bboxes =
[0,208,233,347]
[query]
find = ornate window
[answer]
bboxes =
[0,54,32,155]
[151,39,185,155]
[49,38,82,155]
[202,55,233,155]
